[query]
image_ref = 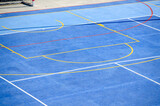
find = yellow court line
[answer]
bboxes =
[147,2,160,7]
[2,20,64,33]
[0,57,160,76]
[58,57,160,74]
[10,3,140,59]
[42,43,133,63]
[27,41,137,59]
[0,44,28,59]
[66,11,140,42]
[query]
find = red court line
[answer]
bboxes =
[119,0,153,32]
[0,0,126,14]
[0,0,153,49]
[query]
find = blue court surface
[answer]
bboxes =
[0,0,160,105]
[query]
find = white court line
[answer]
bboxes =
[0,76,47,106]
[0,26,59,36]
[10,55,160,83]
[128,18,160,31]
[94,15,150,24]
[154,14,160,18]
[0,15,150,36]
[115,63,160,86]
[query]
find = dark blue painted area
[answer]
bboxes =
[0,0,160,106]
[80,80,160,106]
[47,44,132,63]
[126,59,160,79]
[14,67,160,105]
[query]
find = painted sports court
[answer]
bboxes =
[0,0,160,105]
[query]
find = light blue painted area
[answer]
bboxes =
[0,12,90,35]
[70,2,153,22]
[147,0,160,5]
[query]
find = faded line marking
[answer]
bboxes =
[128,18,160,31]
[0,76,47,106]
[2,20,64,33]
[115,63,160,86]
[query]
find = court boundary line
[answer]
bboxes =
[10,55,160,82]
[0,76,47,106]
[115,63,160,85]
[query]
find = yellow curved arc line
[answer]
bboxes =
[2,20,64,33]
[0,57,160,76]
[28,42,136,59]
[42,43,133,64]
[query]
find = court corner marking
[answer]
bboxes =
[0,44,28,59]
